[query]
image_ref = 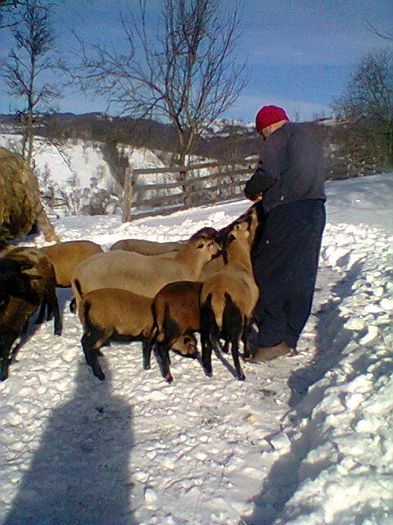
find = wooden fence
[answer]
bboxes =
[121,160,257,221]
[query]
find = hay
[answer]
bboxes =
[0,147,45,244]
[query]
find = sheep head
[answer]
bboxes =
[171,334,198,358]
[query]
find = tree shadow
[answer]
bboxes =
[243,261,365,524]
[4,360,135,525]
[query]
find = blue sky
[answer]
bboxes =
[0,0,392,122]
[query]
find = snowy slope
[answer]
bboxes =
[0,173,392,525]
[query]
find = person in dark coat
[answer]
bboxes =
[244,105,326,361]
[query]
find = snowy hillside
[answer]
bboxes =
[0,173,392,525]
[0,132,217,217]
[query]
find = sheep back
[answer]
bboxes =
[42,240,103,287]
[78,288,154,339]
[153,281,202,342]
[110,238,184,255]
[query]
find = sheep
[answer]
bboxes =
[71,229,221,312]
[0,248,62,380]
[151,281,202,377]
[200,220,259,381]
[109,227,219,255]
[110,238,184,255]
[197,204,262,281]
[0,257,38,304]
[41,240,103,287]
[76,286,195,383]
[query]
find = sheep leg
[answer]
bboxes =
[200,331,213,377]
[35,301,46,325]
[0,332,18,381]
[153,343,173,383]
[69,297,77,313]
[81,331,106,381]
[45,288,62,336]
[231,339,245,381]
[222,341,230,354]
[242,326,250,358]
[142,339,153,370]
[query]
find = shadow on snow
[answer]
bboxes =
[4,359,135,525]
[244,261,364,525]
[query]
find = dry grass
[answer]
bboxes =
[0,147,39,244]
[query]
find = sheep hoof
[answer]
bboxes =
[237,372,246,381]
[94,370,105,381]
[165,373,173,383]
[0,365,9,381]
[143,364,151,370]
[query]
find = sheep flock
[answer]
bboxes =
[0,204,263,384]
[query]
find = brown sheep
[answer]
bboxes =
[198,204,262,280]
[200,221,259,380]
[0,248,62,380]
[41,240,103,287]
[110,238,184,255]
[151,281,202,379]
[71,229,221,311]
[77,287,192,383]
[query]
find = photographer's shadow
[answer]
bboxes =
[5,360,135,525]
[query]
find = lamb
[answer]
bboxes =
[200,220,259,381]
[41,240,103,287]
[71,229,221,311]
[76,286,195,382]
[151,281,202,377]
[0,248,62,380]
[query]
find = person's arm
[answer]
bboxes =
[244,131,289,200]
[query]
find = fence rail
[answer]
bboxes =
[121,160,256,221]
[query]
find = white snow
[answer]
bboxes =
[0,142,392,524]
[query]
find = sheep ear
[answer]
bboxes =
[238,221,249,232]
[19,262,35,272]
[227,232,236,244]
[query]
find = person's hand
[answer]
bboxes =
[244,184,263,202]
[248,193,263,202]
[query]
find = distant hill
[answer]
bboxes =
[0,112,264,162]
[0,111,385,180]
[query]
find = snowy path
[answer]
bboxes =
[0,192,392,524]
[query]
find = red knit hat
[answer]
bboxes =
[255,105,289,133]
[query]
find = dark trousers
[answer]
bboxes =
[252,199,326,348]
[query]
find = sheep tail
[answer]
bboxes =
[202,292,224,331]
[209,292,226,331]
[80,299,93,333]
[70,278,84,315]
[74,278,84,301]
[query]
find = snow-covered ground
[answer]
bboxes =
[0,173,392,525]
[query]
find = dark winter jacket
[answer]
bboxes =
[244,122,326,213]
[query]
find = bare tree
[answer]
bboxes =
[1,0,60,241]
[72,0,247,198]
[366,21,393,42]
[1,0,61,166]
[333,49,393,170]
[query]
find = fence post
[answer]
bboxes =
[122,167,134,222]
[179,166,191,207]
